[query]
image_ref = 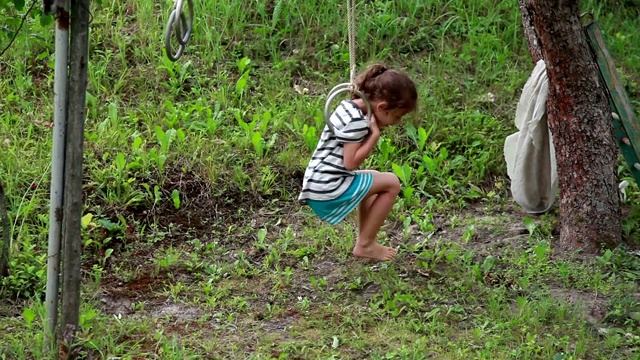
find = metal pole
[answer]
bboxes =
[60,0,90,350]
[44,0,69,354]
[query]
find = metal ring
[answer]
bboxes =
[324,83,353,132]
[175,0,184,19]
[324,83,372,133]
[164,10,185,62]
[174,0,194,46]
[175,10,190,46]
[326,83,352,100]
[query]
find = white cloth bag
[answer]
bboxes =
[504,60,558,213]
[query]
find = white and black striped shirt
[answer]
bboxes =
[299,100,370,202]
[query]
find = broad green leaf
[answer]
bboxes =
[237,57,251,73]
[523,217,537,235]
[331,336,340,349]
[257,228,267,242]
[252,132,264,156]
[483,255,495,274]
[132,136,143,151]
[40,14,53,27]
[22,308,36,325]
[418,126,428,150]
[115,152,126,172]
[236,71,249,94]
[81,213,93,229]
[171,189,181,209]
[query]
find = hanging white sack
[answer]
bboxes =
[504,59,558,213]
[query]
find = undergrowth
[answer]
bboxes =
[0,0,639,359]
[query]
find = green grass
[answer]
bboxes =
[1,0,640,359]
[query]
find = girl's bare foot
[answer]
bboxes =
[353,242,397,261]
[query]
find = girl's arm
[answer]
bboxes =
[343,116,380,170]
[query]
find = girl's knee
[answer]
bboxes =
[369,171,401,196]
[381,172,401,194]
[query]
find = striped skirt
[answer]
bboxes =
[306,172,374,225]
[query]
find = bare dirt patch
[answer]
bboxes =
[0,298,22,318]
[98,271,173,314]
[98,270,204,322]
[548,286,610,325]
[261,310,298,336]
[89,161,307,337]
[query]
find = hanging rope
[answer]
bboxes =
[323,0,371,132]
[347,0,357,86]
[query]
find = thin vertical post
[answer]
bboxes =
[44,0,69,354]
[59,0,90,353]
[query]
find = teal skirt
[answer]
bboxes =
[306,173,374,225]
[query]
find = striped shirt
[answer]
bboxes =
[298,100,370,202]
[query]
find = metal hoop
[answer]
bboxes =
[324,83,372,133]
[174,0,194,46]
[326,83,352,101]
[163,0,194,62]
[164,10,186,62]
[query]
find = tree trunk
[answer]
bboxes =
[0,182,10,277]
[518,0,543,63]
[521,0,621,254]
[59,0,90,356]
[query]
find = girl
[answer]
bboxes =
[298,64,418,261]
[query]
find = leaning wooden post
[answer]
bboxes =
[59,0,90,355]
[0,182,9,278]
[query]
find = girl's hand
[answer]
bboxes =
[342,114,381,170]
[369,114,381,137]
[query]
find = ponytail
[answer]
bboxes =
[351,63,417,111]
[354,64,386,96]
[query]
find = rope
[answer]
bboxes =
[346,0,357,87]
[323,0,371,131]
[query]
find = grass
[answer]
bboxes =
[1,0,640,359]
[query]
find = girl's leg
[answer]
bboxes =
[356,170,378,229]
[358,194,377,229]
[353,171,400,261]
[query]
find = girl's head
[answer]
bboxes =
[353,64,418,128]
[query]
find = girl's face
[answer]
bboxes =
[373,102,410,128]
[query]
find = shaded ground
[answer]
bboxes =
[1,155,636,358]
[81,163,635,358]
[3,163,638,358]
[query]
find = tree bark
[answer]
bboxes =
[0,182,10,277]
[518,0,543,63]
[59,0,90,355]
[522,0,621,254]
